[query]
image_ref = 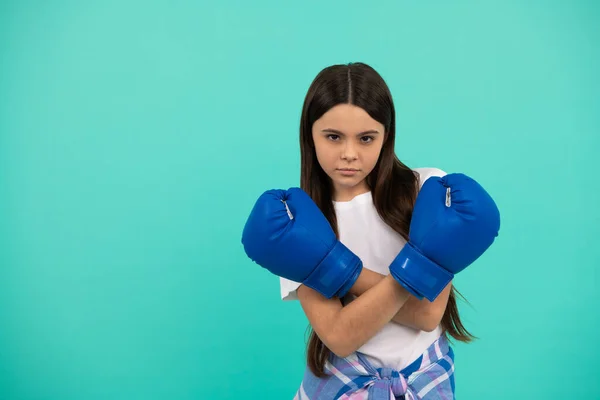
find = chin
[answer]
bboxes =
[333,177,363,189]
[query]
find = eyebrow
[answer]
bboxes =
[321,129,380,135]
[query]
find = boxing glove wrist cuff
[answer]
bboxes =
[303,241,363,299]
[389,242,454,302]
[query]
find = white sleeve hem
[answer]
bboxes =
[414,167,448,189]
[280,277,302,301]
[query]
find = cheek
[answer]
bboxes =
[314,144,334,168]
[364,146,383,169]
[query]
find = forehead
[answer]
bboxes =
[315,104,382,130]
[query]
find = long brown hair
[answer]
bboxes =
[299,62,476,378]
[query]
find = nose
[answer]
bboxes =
[341,141,358,161]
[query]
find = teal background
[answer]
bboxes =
[1,1,598,398]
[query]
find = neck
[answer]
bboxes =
[333,182,371,202]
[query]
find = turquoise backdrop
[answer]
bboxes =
[1,1,598,399]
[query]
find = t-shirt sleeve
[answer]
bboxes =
[280,276,302,301]
[414,167,448,190]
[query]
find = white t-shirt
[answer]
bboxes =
[279,167,448,371]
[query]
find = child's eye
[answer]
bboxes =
[361,136,374,143]
[327,134,340,141]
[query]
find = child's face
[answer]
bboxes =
[312,104,385,202]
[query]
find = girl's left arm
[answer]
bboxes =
[348,268,452,331]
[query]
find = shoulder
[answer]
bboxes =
[412,167,447,189]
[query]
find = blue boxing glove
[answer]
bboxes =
[242,187,362,299]
[389,173,501,301]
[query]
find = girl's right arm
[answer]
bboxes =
[349,268,452,332]
[297,274,410,358]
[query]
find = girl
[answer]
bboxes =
[279,62,475,399]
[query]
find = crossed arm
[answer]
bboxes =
[296,268,452,358]
[348,268,452,332]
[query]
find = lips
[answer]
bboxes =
[337,168,360,176]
